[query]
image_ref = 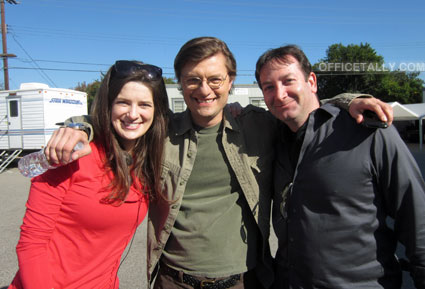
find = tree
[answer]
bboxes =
[163,77,176,84]
[377,71,424,103]
[74,79,101,112]
[313,43,424,104]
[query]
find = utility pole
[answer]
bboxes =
[0,0,17,90]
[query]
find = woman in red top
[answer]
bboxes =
[8,60,169,289]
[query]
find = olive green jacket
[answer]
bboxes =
[148,106,277,288]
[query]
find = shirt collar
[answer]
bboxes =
[278,103,339,141]
[318,102,341,119]
[222,107,240,132]
[171,106,240,136]
[170,109,193,136]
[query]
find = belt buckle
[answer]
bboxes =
[200,279,216,288]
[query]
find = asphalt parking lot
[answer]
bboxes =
[1,143,424,288]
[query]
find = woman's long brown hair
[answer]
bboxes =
[90,63,169,205]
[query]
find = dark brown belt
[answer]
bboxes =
[160,263,242,289]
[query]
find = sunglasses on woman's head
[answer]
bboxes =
[113,60,163,81]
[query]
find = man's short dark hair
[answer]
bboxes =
[174,36,237,83]
[255,45,312,89]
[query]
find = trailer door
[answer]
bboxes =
[7,98,22,148]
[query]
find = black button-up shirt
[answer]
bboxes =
[273,104,425,288]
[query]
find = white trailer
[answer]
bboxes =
[0,83,88,172]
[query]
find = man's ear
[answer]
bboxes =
[308,72,318,94]
[227,75,235,94]
[228,75,235,87]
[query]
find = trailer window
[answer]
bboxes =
[9,100,18,117]
[172,99,186,113]
[250,97,267,109]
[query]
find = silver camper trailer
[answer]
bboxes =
[0,83,88,172]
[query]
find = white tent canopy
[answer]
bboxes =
[389,102,425,121]
[389,102,425,149]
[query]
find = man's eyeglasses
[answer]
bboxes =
[182,75,228,90]
[113,60,162,81]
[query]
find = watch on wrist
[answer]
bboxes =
[65,122,91,137]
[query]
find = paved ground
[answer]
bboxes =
[1,143,424,288]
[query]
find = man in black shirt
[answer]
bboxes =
[255,45,425,288]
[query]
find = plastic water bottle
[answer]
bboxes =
[18,142,84,178]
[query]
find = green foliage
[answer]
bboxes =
[377,71,423,103]
[74,72,105,112]
[324,43,384,65]
[74,79,101,112]
[313,43,424,104]
[163,76,176,84]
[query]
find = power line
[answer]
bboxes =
[6,1,425,87]
[30,59,177,70]
[7,65,420,78]
[6,66,177,76]
[33,0,425,25]
[31,59,111,67]
[9,24,425,53]
[9,31,57,87]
